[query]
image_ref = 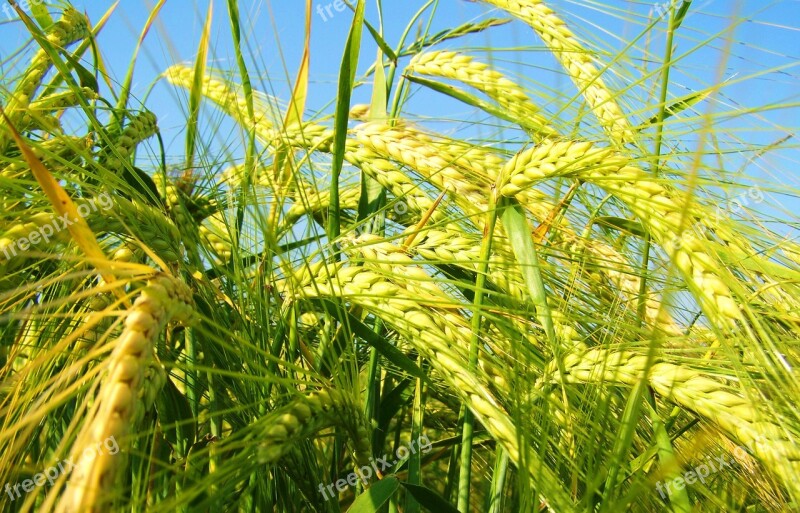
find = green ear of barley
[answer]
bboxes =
[17,87,100,133]
[54,274,195,513]
[256,389,371,469]
[97,111,158,175]
[1,8,90,151]
[481,0,633,145]
[87,195,183,263]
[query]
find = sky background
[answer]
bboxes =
[1,0,798,234]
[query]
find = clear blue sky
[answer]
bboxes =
[1,1,798,231]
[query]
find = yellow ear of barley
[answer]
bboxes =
[281,123,452,223]
[499,140,742,327]
[289,238,573,507]
[407,50,556,137]
[481,0,633,145]
[353,122,491,219]
[54,275,195,513]
[163,65,276,140]
[540,347,800,499]
[282,185,362,228]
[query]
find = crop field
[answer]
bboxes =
[1,1,799,511]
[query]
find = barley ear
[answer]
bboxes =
[481,0,633,145]
[55,274,195,513]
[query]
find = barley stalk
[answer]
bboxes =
[480,0,633,145]
[55,274,195,513]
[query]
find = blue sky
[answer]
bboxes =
[1,1,798,231]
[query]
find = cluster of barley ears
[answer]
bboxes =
[1,1,798,512]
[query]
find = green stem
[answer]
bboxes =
[487,448,509,513]
[639,0,679,326]
[604,8,683,507]
[457,191,498,512]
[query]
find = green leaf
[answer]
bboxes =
[377,379,413,442]
[156,376,197,455]
[646,397,692,513]
[405,75,555,137]
[115,0,167,121]
[672,1,693,30]
[643,90,709,127]
[499,198,555,344]
[119,165,162,206]
[595,216,647,238]
[400,482,460,513]
[186,1,213,174]
[361,17,397,62]
[357,46,389,225]
[346,476,400,512]
[328,0,366,243]
[59,51,99,92]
